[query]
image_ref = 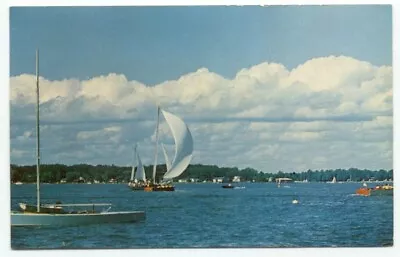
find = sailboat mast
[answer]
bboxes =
[35,49,41,212]
[152,106,160,184]
[131,144,137,181]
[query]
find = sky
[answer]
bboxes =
[9,5,393,172]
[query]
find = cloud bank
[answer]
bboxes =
[10,55,392,172]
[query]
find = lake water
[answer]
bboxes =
[10,182,393,249]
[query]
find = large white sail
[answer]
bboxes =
[135,150,146,181]
[161,109,193,180]
[161,143,171,171]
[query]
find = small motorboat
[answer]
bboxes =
[222,183,235,189]
[356,184,393,196]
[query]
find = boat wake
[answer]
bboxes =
[233,186,246,189]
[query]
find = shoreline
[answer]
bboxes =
[12,180,393,185]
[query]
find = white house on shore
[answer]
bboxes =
[232,176,241,182]
[212,177,224,183]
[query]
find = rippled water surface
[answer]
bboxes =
[11,182,393,249]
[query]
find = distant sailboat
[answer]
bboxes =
[135,150,146,182]
[128,144,147,191]
[327,176,337,183]
[11,50,145,226]
[144,107,193,191]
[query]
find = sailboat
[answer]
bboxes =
[128,144,147,191]
[11,50,145,226]
[143,107,193,192]
[327,176,337,183]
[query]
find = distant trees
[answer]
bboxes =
[10,163,393,183]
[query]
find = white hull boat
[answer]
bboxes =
[327,176,337,183]
[11,50,145,226]
[11,211,145,226]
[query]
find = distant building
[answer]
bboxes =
[268,177,273,182]
[60,178,67,184]
[232,176,241,183]
[72,177,85,183]
[189,178,199,183]
[213,177,224,183]
[178,179,188,183]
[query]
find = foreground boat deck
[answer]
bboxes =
[11,211,145,226]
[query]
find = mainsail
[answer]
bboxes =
[134,150,146,181]
[161,109,193,180]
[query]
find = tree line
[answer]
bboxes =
[10,163,393,183]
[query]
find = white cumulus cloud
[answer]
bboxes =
[10,55,392,172]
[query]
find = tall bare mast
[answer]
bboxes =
[130,143,138,181]
[152,106,160,184]
[35,49,41,212]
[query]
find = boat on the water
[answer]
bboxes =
[12,202,145,226]
[12,205,144,226]
[222,183,235,189]
[144,106,194,192]
[128,144,147,191]
[221,183,245,189]
[145,183,175,191]
[327,176,337,183]
[276,178,293,187]
[11,50,145,226]
[355,184,393,196]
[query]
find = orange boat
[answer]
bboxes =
[356,184,393,196]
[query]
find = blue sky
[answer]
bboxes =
[10,5,392,85]
[9,5,393,171]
